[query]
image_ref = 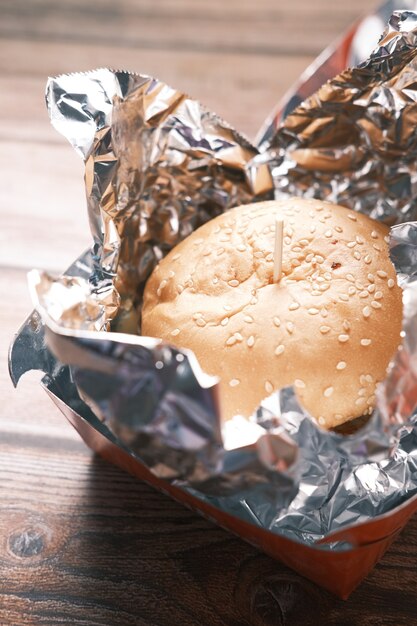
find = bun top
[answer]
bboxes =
[141,199,403,429]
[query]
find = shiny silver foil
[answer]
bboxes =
[9,10,417,548]
[264,10,417,224]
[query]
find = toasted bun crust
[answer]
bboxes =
[142,199,403,429]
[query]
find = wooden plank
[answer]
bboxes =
[0,0,375,57]
[0,142,90,272]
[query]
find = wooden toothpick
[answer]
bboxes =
[273,218,284,283]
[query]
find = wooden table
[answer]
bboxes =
[2,1,417,624]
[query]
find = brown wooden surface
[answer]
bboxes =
[2,1,417,624]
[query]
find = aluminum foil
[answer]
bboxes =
[264,10,417,224]
[9,9,417,548]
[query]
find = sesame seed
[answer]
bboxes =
[367,395,376,405]
[196,319,206,327]
[172,253,181,261]
[336,361,347,370]
[265,380,274,394]
[384,235,390,243]
[320,308,328,317]
[310,225,316,233]
[360,375,367,385]
[374,291,383,300]
[373,244,382,251]
[292,246,302,252]
[365,374,374,383]
[247,335,255,347]
[339,294,349,302]
[299,239,309,247]
[347,241,356,248]
[226,336,237,346]
[338,334,349,343]
[324,272,332,280]
[244,315,254,323]
[320,284,330,292]
[159,279,167,290]
[356,235,365,244]
[228,279,239,287]
[254,251,264,259]
[359,291,369,298]
[315,255,324,264]
[177,284,184,294]
[275,344,285,355]
[235,333,243,341]
[367,284,376,293]
[286,321,294,334]
[361,338,372,346]
[273,317,281,327]
[324,386,334,397]
[217,247,225,256]
[294,379,306,388]
[368,273,375,282]
[388,278,395,288]
[229,379,240,387]
[325,230,333,238]
[171,329,180,336]
[306,253,314,262]
[371,231,378,239]
[364,255,372,264]
[237,244,246,252]
[168,270,175,278]
[348,286,356,295]
[358,388,367,397]
[284,237,291,245]
[347,214,357,221]
[224,305,232,311]
[355,281,365,290]
[346,273,355,282]
[289,302,300,310]
[335,226,343,233]
[343,320,351,331]
[250,297,258,305]
[377,270,387,278]
[308,308,320,315]
[320,326,331,334]
[318,417,326,426]
[202,249,211,257]
[363,306,371,318]
[353,251,361,260]
[213,277,219,284]
[193,312,203,320]
[371,301,382,309]
[334,414,343,421]
[355,397,366,406]
[221,317,229,326]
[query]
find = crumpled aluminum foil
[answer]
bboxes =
[11,9,417,547]
[264,10,417,225]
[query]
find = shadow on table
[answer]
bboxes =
[76,454,333,626]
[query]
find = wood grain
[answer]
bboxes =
[3,0,417,624]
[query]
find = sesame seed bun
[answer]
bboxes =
[141,199,403,429]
